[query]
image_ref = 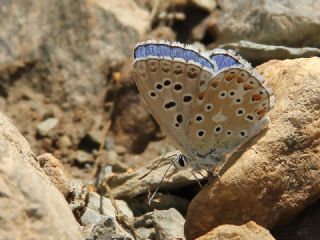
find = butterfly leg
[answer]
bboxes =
[191,170,203,189]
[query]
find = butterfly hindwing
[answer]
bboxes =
[188,66,274,157]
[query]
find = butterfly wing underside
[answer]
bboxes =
[133,41,275,169]
[188,67,274,158]
[133,42,216,156]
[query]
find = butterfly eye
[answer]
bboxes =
[175,155,187,168]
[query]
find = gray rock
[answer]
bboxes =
[87,217,134,240]
[0,112,83,239]
[81,192,133,225]
[73,150,94,166]
[133,209,185,240]
[36,117,59,136]
[219,40,320,65]
[216,0,320,47]
[153,209,185,240]
[136,227,156,240]
[68,180,88,222]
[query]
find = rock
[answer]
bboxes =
[68,180,89,223]
[153,208,186,240]
[73,150,94,166]
[109,151,205,198]
[216,0,320,47]
[36,117,59,136]
[185,58,320,239]
[58,135,73,148]
[133,209,185,240]
[86,217,134,240]
[37,153,71,197]
[0,0,150,109]
[218,40,320,65]
[196,221,275,240]
[0,112,83,239]
[190,0,216,12]
[81,192,133,225]
[129,193,189,216]
[97,150,128,173]
[272,201,320,240]
[136,227,156,240]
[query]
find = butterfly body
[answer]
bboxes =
[133,40,275,172]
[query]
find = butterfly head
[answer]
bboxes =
[173,154,189,169]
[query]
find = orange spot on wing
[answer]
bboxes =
[211,80,219,88]
[252,94,262,101]
[237,77,244,83]
[198,91,205,100]
[244,83,254,90]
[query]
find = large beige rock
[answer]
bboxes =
[0,112,83,239]
[196,221,275,240]
[185,58,320,239]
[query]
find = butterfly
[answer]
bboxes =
[132,40,275,173]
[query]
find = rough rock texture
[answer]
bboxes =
[0,112,83,239]
[86,217,134,240]
[216,0,320,47]
[37,153,71,197]
[153,208,186,240]
[0,0,149,108]
[196,221,275,240]
[272,201,320,240]
[185,58,320,239]
[81,192,134,225]
[0,0,150,160]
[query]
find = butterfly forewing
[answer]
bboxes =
[133,56,216,156]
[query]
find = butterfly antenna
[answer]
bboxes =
[191,171,203,189]
[148,161,175,205]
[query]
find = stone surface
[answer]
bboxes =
[216,0,320,47]
[36,118,59,137]
[272,201,320,240]
[196,221,275,240]
[0,112,83,239]
[185,58,320,239]
[37,153,71,197]
[153,208,185,240]
[86,217,134,240]
[218,41,320,65]
[81,192,133,225]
